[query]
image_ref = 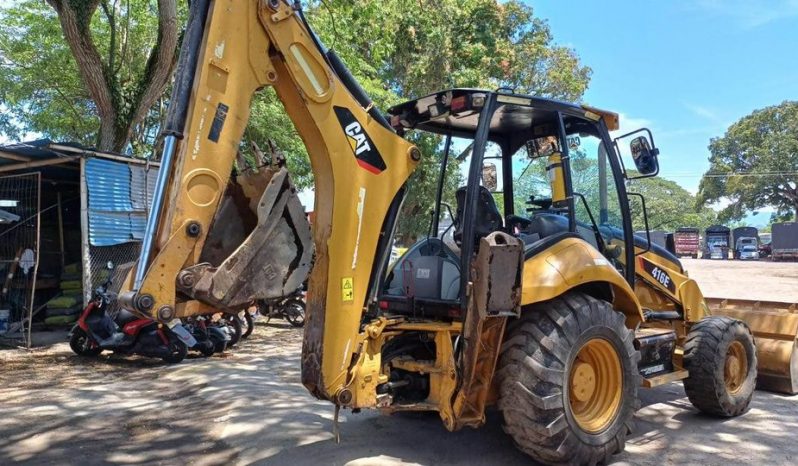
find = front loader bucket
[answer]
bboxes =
[707,297,798,394]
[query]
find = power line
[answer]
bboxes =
[661,171,798,179]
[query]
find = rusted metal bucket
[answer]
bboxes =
[707,297,798,394]
[178,166,314,311]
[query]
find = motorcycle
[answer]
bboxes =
[256,289,306,327]
[184,315,230,356]
[69,261,198,363]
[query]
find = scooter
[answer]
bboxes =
[69,261,198,363]
[184,315,230,355]
[256,288,306,327]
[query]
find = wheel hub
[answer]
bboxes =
[570,361,597,402]
[568,338,623,434]
[724,340,747,394]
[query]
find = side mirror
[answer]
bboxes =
[482,163,498,192]
[630,136,659,176]
[613,128,659,179]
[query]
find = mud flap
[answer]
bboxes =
[178,167,314,310]
[452,231,523,429]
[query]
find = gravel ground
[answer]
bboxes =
[680,258,798,302]
[1,260,797,465]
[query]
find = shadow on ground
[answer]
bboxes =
[1,320,796,465]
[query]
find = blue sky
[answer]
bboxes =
[531,0,798,209]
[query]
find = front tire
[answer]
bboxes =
[241,310,254,339]
[683,316,756,417]
[69,327,102,357]
[497,292,640,465]
[162,339,187,364]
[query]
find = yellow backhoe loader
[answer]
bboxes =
[117,1,794,464]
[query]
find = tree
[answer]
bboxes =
[628,175,717,232]
[697,101,798,222]
[243,0,592,241]
[0,0,181,153]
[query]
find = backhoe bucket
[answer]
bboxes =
[178,166,314,311]
[707,297,798,394]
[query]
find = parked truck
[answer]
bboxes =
[674,227,700,258]
[704,225,730,259]
[732,226,759,260]
[771,222,798,261]
[759,232,772,258]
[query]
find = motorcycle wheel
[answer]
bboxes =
[241,310,254,339]
[283,299,306,327]
[199,341,216,357]
[69,327,102,357]
[162,339,188,363]
[222,314,243,347]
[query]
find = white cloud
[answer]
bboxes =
[683,102,720,122]
[689,0,798,29]
[613,113,652,137]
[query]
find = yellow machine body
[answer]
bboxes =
[118,5,793,464]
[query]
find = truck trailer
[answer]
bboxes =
[771,222,798,261]
[674,227,700,258]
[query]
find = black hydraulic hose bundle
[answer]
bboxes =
[163,0,212,138]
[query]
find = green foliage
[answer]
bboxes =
[0,1,96,143]
[244,0,592,240]
[697,101,798,222]
[627,175,718,232]
[0,0,183,152]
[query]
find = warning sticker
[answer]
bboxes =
[341,277,354,301]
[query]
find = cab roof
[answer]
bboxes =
[387,89,619,140]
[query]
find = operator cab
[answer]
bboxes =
[377,89,663,319]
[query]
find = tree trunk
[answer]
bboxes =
[47,0,116,150]
[123,0,179,153]
[47,0,178,153]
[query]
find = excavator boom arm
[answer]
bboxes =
[120,0,419,401]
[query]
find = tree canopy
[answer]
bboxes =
[0,0,182,152]
[1,0,593,240]
[628,174,718,232]
[292,0,592,240]
[697,101,798,222]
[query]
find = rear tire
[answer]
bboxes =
[683,316,756,417]
[199,341,216,357]
[283,299,306,327]
[69,327,102,357]
[162,339,187,364]
[497,292,640,465]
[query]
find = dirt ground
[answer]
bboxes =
[680,258,798,302]
[1,260,797,466]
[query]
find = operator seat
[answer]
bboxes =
[453,186,503,246]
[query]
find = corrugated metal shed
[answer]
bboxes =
[85,158,159,246]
